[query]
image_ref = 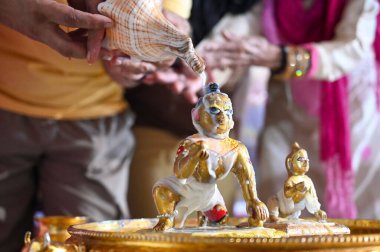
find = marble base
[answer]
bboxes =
[264,219,350,236]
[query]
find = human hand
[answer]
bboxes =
[102,53,157,88]
[202,32,281,69]
[0,0,112,59]
[163,9,191,35]
[68,0,113,63]
[142,59,202,104]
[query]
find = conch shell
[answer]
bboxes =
[98,0,205,74]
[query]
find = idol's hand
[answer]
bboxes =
[314,209,327,221]
[247,200,269,227]
[189,141,209,160]
[295,181,307,193]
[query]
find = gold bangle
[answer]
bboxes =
[272,46,311,80]
[293,47,310,78]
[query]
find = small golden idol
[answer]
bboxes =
[265,142,350,236]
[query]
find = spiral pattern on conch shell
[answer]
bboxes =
[98,0,205,74]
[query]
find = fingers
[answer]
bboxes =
[155,70,180,84]
[183,88,199,104]
[254,203,269,221]
[322,212,327,220]
[87,29,105,63]
[100,49,130,61]
[42,1,112,29]
[39,0,112,62]
[109,58,157,81]
[154,59,176,70]
[139,65,201,103]
[205,55,250,69]
[103,56,159,88]
[170,80,186,94]
[84,0,108,63]
[114,57,156,74]
[255,205,263,220]
[203,48,255,69]
[42,25,87,58]
[199,150,209,160]
[222,31,240,42]
[195,141,209,160]
[205,40,245,53]
[316,210,327,221]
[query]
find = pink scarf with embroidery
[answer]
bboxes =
[262,0,356,218]
[375,6,380,111]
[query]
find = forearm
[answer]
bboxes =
[233,159,259,204]
[309,0,378,81]
[239,174,259,205]
[284,186,295,198]
[273,0,378,81]
[174,156,199,179]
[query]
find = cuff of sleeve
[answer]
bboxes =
[303,43,320,78]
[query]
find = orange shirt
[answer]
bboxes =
[0,24,126,120]
[163,0,192,19]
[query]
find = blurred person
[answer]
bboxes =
[203,0,380,219]
[0,0,190,251]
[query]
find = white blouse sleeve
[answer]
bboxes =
[312,0,379,81]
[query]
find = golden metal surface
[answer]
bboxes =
[23,216,88,252]
[35,216,88,242]
[67,218,380,251]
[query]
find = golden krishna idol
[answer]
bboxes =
[152,83,269,231]
[267,142,327,222]
[265,142,350,236]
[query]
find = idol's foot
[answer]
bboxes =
[197,211,207,227]
[153,217,174,231]
[269,215,279,223]
[248,217,264,227]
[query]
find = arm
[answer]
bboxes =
[232,143,268,226]
[310,0,378,81]
[304,177,327,220]
[202,0,378,81]
[173,140,208,179]
[284,180,307,199]
[284,180,295,198]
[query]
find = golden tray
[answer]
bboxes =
[67,218,380,251]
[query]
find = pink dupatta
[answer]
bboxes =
[262,0,356,218]
[375,6,380,111]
